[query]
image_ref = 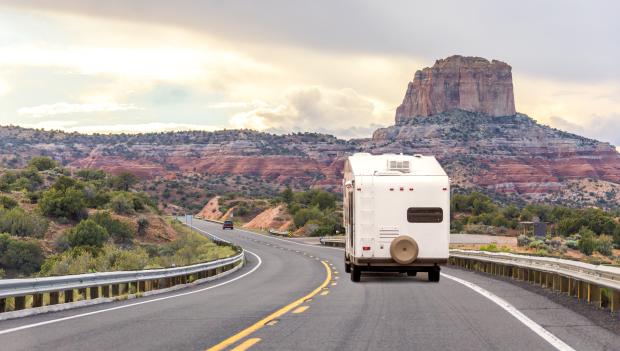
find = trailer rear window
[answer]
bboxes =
[407,207,443,223]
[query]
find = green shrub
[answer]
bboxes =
[293,207,323,228]
[67,219,109,249]
[578,227,597,256]
[76,169,106,181]
[0,195,18,209]
[28,156,57,171]
[109,193,136,215]
[137,217,149,236]
[565,240,579,250]
[0,234,44,276]
[90,211,135,244]
[39,187,87,220]
[0,207,48,238]
[596,235,614,256]
[529,240,547,250]
[109,172,138,191]
[517,234,532,247]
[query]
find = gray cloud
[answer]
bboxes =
[550,115,620,147]
[3,0,620,83]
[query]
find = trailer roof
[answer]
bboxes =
[347,153,447,176]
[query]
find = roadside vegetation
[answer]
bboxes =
[280,187,343,236]
[0,157,237,278]
[452,192,620,262]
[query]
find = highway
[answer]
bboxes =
[0,218,618,351]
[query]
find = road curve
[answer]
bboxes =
[0,219,618,351]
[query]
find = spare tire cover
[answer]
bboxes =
[390,236,419,264]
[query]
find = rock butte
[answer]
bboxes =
[396,55,516,124]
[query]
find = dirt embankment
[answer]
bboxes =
[196,196,223,220]
[243,205,292,231]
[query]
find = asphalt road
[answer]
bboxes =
[0,219,618,351]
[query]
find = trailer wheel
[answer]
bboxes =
[350,265,361,282]
[428,268,440,282]
[406,271,417,277]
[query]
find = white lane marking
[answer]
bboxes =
[0,250,263,336]
[441,273,575,351]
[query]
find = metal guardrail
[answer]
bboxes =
[317,237,620,312]
[319,236,345,247]
[0,222,245,314]
[450,249,620,313]
[268,228,290,237]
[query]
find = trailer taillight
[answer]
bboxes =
[399,187,404,191]
[362,246,371,251]
[443,187,448,191]
[409,188,414,191]
[389,188,394,191]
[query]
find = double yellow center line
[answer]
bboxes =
[206,260,332,351]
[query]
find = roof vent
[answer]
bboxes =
[388,160,410,173]
[413,154,423,158]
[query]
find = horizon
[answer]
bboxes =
[0,1,618,145]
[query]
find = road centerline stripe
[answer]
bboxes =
[441,273,575,351]
[230,338,261,351]
[205,260,332,351]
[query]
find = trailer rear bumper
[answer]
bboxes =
[350,257,448,270]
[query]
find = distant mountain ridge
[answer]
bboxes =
[2,55,620,209]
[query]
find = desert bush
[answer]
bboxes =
[39,187,87,220]
[137,217,149,236]
[565,240,579,250]
[596,235,614,256]
[529,240,547,250]
[549,236,563,250]
[90,211,135,244]
[109,193,136,215]
[28,156,57,171]
[293,207,323,228]
[578,227,597,256]
[67,219,109,249]
[0,195,18,209]
[76,169,107,181]
[0,233,44,276]
[0,207,48,238]
[517,234,532,247]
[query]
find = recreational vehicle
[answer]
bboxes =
[343,153,450,282]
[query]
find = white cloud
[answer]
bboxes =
[0,79,9,96]
[17,102,140,117]
[229,86,392,138]
[207,100,268,109]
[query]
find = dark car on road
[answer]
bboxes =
[222,220,234,230]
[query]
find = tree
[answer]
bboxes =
[67,219,109,248]
[90,211,135,243]
[110,172,138,191]
[76,168,107,181]
[281,187,294,204]
[28,156,58,171]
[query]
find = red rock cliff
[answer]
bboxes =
[395,55,516,124]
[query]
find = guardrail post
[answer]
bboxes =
[14,296,25,310]
[89,287,99,300]
[78,288,87,301]
[588,284,601,308]
[611,290,620,312]
[32,293,43,307]
[102,285,110,298]
[49,291,60,305]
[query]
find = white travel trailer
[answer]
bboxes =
[343,153,450,282]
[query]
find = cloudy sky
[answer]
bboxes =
[0,1,619,144]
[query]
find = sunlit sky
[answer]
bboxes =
[0,1,619,145]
